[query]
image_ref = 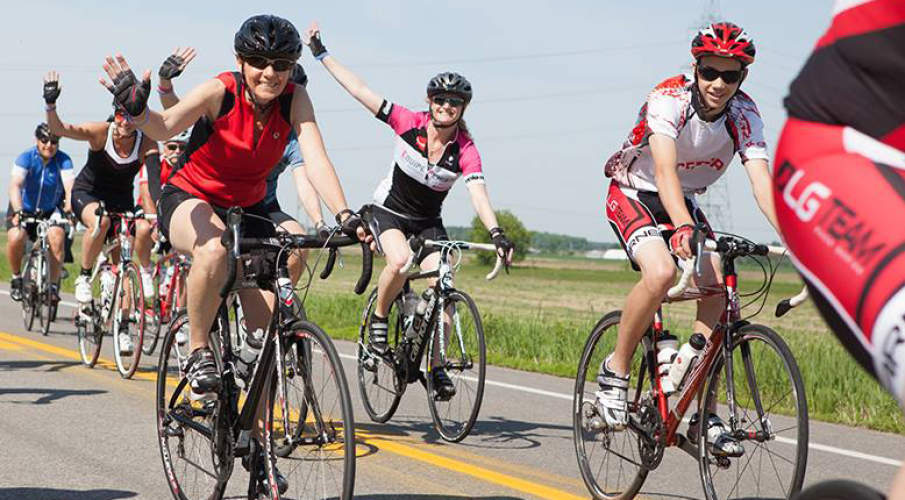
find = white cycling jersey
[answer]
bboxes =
[604,74,769,194]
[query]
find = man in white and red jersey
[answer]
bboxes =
[596,22,778,456]
[774,1,905,498]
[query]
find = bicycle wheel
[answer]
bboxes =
[699,323,809,500]
[265,320,355,500]
[21,254,37,332]
[77,303,103,367]
[112,263,146,379]
[156,311,231,500]
[357,288,404,423]
[573,311,648,500]
[272,335,310,458]
[793,479,885,500]
[424,290,486,442]
[40,250,54,336]
[142,265,162,355]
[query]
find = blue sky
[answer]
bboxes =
[2,1,832,242]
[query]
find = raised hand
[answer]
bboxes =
[43,71,61,104]
[159,47,197,80]
[99,54,151,117]
[304,22,328,59]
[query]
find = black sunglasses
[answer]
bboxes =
[431,96,465,107]
[165,143,186,152]
[244,56,295,72]
[38,137,59,146]
[697,65,744,84]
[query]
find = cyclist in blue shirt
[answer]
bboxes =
[6,123,74,301]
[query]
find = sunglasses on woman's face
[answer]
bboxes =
[165,143,185,152]
[697,65,744,84]
[39,137,59,146]
[244,56,294,72]
[432,96,465,107]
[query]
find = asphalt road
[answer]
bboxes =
[0,287,902,500]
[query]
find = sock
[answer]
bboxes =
[80,267,91,276]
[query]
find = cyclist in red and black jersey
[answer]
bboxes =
[304,23,514,399]
[42,72,158,353]
[774,2,905,498]
[99,15,368,408]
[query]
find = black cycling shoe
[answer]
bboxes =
[244,441,289,496]
[431,368,457,401]
[49,283,61,304]
[186,347,220,398]
[368,315,389,356]
[10,277,23,302]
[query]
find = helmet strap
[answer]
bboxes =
[429,107,461,130]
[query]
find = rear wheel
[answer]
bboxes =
[77,303,103,367]
[357,288,404,423]
[425,290,486,443]
[698,324,808,500]
[40,250,54,336]
[112,263,146,379]
[266,320,356,500]
[156,311,231,500]
[21,253,38,332]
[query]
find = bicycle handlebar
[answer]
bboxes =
[667,235,809,315]
[400,238,504,281]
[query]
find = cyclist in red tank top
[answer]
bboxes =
[774,2,905,498]
[99,15,369,409]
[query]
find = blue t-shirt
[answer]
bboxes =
[13,147,72,213]
[263,131,304,205]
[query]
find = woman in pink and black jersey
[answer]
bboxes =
[775,2,905,498]
[304,22,513,399]
[596,22,778,455]
[98,16,365,428]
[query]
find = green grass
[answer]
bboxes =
[2,230,903,434]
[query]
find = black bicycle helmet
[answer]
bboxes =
[234,14,303,61]
[35,122,54,140]
[426,72,473,103]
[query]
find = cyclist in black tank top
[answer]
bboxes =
[42,70,157,304]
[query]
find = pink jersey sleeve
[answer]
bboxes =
[460,141,484,184]
[375,100,419,136]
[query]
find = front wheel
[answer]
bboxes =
[573,311,648,500]
[77,303,103,367]
[357,288,404,423]
[425,290,486,443]
[40,251,54,336]
[698,323,809,500]
[265,320,355,500]
[112,263,146,379]
[21,254,38,332]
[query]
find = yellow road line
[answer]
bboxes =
[0,330,590,500]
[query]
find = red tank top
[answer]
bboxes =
[170,71,295,207]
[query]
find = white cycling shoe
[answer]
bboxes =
[74,275,92,303]
[592,355,630,431]
[118,330,134,356]
[140,269,155,299]
[688,413,745,458]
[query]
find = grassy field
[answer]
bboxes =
[2,230,903,434]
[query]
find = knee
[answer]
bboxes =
[8,229,25,246]
[193,239,227,273]
[383,250,412,273]
[641,261,676,296]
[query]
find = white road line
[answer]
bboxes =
[1,287,901,468]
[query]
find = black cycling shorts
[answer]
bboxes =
[157,184,276,241]
[364,204,448,264]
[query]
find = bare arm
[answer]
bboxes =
[9,175,24,213]
[304,23,384,115]
[292,166,324,225]
[743,158,779,231]
[136,78,222,141]
[466,183,501,231]
[62,173,74,214]
[139,181,156,214]
[157,47,197,110]
[158,80,180,109]
[650,134,696,257]
[43,71,108,147]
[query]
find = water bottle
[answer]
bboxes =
[277,274,294,308]
[100,268,115,318]
[159,266,174,297]
[235,328,265,388]
[655,332,679,395]
[668,333,707,391]
[410,289,434,339]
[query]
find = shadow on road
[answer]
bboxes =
[352,496,525,499]
[357,414,571,450]
[0,387,106,405]
[0,359,81,372]
[0,487,136,499]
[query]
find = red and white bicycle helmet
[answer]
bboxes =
[691,22,756,66]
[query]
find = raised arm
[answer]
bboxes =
[100,53,222,141]
[43,71,107,147]
[304,23,384,115]
[157,47,197,110]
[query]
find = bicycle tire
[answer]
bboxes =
[265,319,356,500]
[793,479,885,500]
[21,253,37,332]
[77,302,103,367]
[272,335,310,458]
[112,263,146,379]
[425,289,486,443]
[357,288,404,423]
[142,265,163,355]
[156,310,231,500]
[573,311,648,500]
[40,249,53,336]
[698,323,809,500]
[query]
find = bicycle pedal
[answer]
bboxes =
[164,425,184,438]
[361,356,379,372]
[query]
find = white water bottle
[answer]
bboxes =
[159,266,174,297]
[235,328,265,388]
[668,333,707,391]
[100,269,116,317]
[656,333,679,395]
